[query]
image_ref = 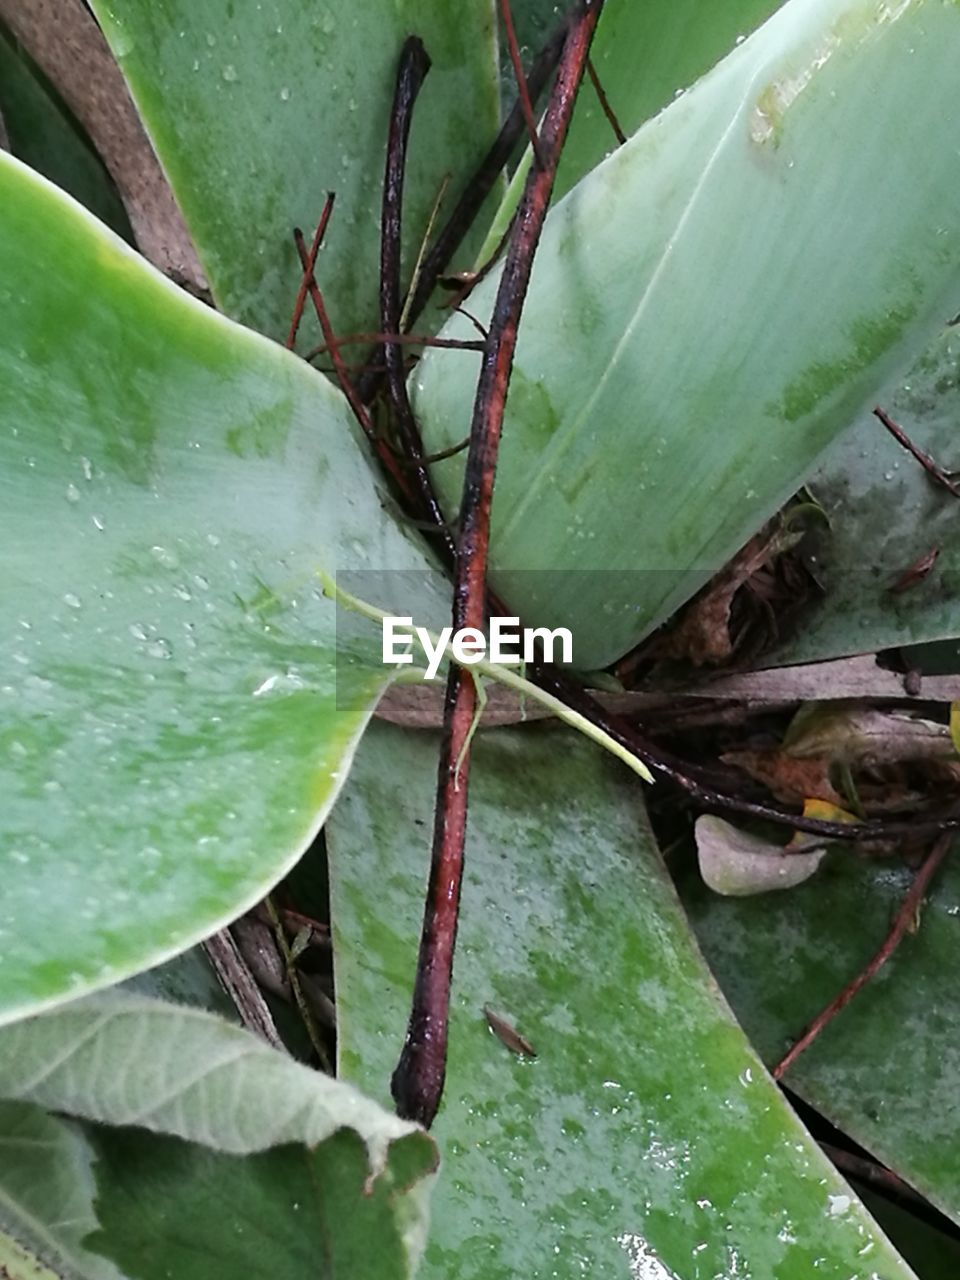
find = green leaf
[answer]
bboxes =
[89,0,501,343]
[0,149,442,1023]
[415,0,960,669]
[555,0,786,201]
[0,29,131,239]
[769,328,960,664]
[680,844,960,1226]
[486,0,784,244]
[328,721,915,1278]
[0,1101,123,1280]
[0,995,437,1279]
[87,1127,432,1280]
[0,992,428,1160]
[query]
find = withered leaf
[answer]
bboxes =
[483,1005,536,1058]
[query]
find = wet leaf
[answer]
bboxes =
[770,329,960,665]
[89,0,501,344]
[328,721,915,1278]
[416,0,960,669]
[0,150,442,1022]
[681,842,960,1224]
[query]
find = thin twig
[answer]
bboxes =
[400,175,451,333]
[399,436,471,466]
[441,212,517,311]
[390,0,604,1130]
[305,332,484,361]
[772,834,952,1080]
[203,929,285,1052]
[293,227,421,502]
[819,1143,929,1214]
[356,15,567,407]
[286,194,335,349]
[380,37,457,559]
[499,0,548,168]
[531,663,960,844]
[293,228,375,442]
[586,56,626,144]
[873,406,960,499]
[264,895,331,1072]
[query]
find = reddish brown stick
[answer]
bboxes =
[499,0,547,169]
[293,228,416,499]
[390,0,604,1129]
[587,56,626,144]
[772,834,952,1080]
[286,194,335,350]
[356,17,566,401]
[306,331,484,360]
[873,406,960,500]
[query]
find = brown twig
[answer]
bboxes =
[293,226,416,501]
[441,212,518,311]
[202,929,285,1052]
[587,56,626,145]
[380,37,456,560]
[390,0,604,1130]
[286,194,334,349]
[531,663,960,844]
[772,834,952,1080]
[402,436,471,466]
[264,895,331,1072]
[819,1143,929,1213]
[305,331,484,361]
[356,15,567,405]
[873,406,960,499]
[499,0,548,169]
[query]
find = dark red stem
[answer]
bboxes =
[390,0,604,1129]
[499,0,547,168]
[286,194,335,350]
[772,834,952,1079]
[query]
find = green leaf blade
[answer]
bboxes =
[681,845,960,1228]
[329,722,917,1278]
[0,998,437,1280]
[90,0,501,343]
[0,150,438,1022]
[416,0,960,669]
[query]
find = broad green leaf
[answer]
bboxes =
[328,721,915,1278]
[0,995,437,1279]
[0,29,131,239]
[0,992,429,1164]
[86,1126,434,1280]
[89,0,500,344]
[0,150,443,1023]
[486,0,784,244]
[679,845,960,1225]
[768,327,960,664]
[415,0,960,670]
[0,1101,123,1280]
[556,0,786,202]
